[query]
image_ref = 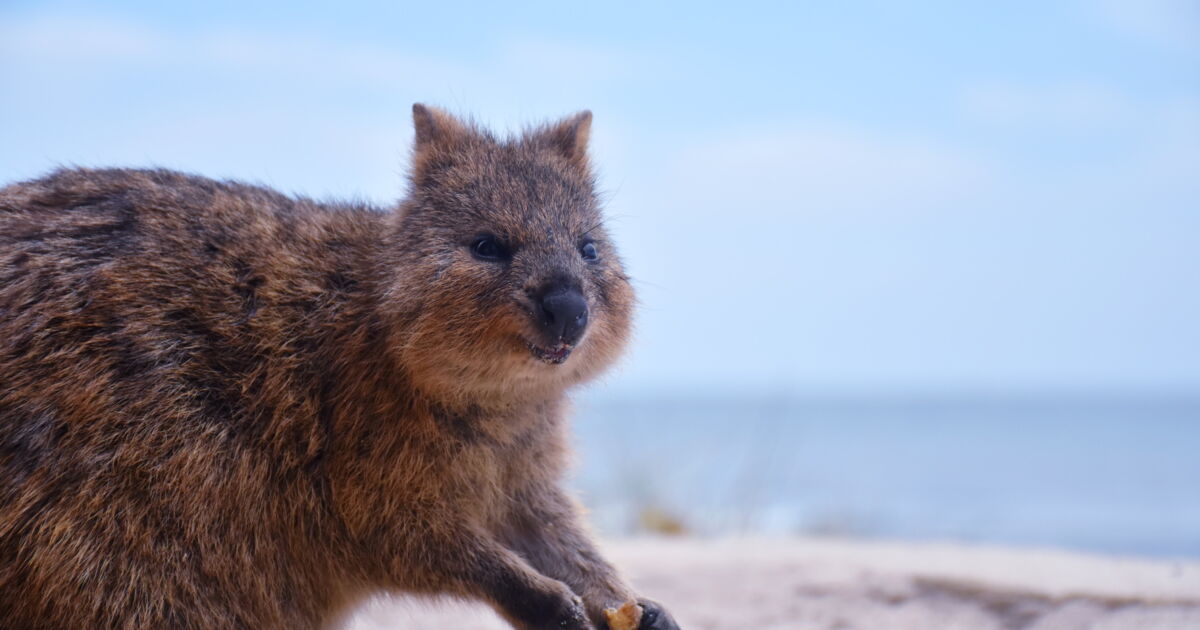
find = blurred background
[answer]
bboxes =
[3,1,1197,558]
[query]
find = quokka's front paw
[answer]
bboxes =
[542,593,593,630]
[634,598,680,630]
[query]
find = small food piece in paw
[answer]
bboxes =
[603,600,643,630]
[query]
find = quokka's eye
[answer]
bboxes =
[471,235,509,261]
[580,241,599,262]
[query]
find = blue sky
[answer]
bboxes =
[3,1,1198,395]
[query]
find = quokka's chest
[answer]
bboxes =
[334,403,563,515]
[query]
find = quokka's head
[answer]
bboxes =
[380,105,635,401]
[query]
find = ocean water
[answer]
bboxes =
[568,395,1200,559]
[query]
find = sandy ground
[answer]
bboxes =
[343,537,1200,630]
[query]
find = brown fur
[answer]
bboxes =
[0,106,679,630]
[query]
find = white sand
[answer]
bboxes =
[343,537,1200,630]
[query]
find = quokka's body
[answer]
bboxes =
[0,106,679,630]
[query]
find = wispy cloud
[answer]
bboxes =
[1089,0,1200,54]
[659,122,988,218]
[960,82,1138,127]
[0,14,168,61]
[955,79,1200,207]
[0,13,473,85]
[0,12,650,91]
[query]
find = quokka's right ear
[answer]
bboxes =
[540,110,592,169]
[412,104,469,149]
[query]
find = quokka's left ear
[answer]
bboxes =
[412,103,471,150]
[540,111,592,169]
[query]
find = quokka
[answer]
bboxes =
[0,105,680,630]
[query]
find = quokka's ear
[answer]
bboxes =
[541,110,593,168]
[412,103,470,149]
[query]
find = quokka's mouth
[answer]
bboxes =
[526,341,573,365]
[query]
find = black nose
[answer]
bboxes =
[539,286,589,346]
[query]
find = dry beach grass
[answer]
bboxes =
[343,537,1200,630]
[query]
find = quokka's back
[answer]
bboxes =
[0,106,679,630]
